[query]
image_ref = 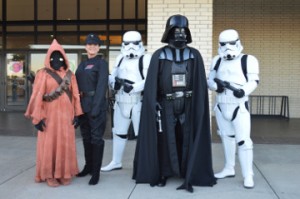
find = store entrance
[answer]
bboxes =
[2,52,28,111]
[1,50,81,112]
[0,44,109,112]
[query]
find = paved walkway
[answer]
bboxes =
[0,136,299,199]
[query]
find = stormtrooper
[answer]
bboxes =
[207,29,259,188]
[101,31,151,172]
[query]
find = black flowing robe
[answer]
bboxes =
[133,46,216,191]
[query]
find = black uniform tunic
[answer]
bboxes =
[75,56,108,145]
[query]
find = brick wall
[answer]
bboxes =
[147,0,214,113]
[213,0,300,118]
[147,0,213,73]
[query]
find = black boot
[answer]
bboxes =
[89,143,104,185]
[77,142,93,177]
[157,176,168,187]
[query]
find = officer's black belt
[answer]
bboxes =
[164,91,193,100]
[80,91,95,97]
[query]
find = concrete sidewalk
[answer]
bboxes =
[0,136,299,199]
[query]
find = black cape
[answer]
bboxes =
[133,46,216,192]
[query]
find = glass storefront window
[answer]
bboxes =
[110,0,122,19]
[138,0,146,18]
[37,34,55,45]
[57,25,77,31]
[38,26,53,32]
[137,24,146,31]
[57,0,77,20]
[6,53,26,106]
[80,25,107,32]
[124,0,136,19]
[0,0,2,21]
[38,0,53,20]
[30,54,45,73]
[7,0,34,21]
[56,34,78,45]
[66,53,78,73]
[124,24,137,31]
[110,25,122,31]
[7,26,34,32]
[6,35,34,49]
[80,0,106,20]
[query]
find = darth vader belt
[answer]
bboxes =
[164,91,193,100]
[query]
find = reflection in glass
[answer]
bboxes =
[6,53,26,105]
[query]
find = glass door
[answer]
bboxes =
[4,53,28,111]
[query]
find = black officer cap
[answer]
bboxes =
[85,33,103,45]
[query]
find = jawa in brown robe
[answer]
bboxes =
[25,39,83,187]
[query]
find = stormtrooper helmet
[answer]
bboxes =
[218,29,243,60]
[121,31,145,59]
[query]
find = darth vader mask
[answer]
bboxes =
[168,28,187,49]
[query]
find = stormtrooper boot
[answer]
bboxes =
[101,134,127,172]
[215,135,236,179]
[238,147,254,189]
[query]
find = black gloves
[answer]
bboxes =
[35,120,46,132]
[123,84,133,93]
[114,77,134,93]
[214,79,229,93]
[233,89,245,98]
[114,77,122,90]
[73,116,80,129]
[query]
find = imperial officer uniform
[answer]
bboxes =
[75,33,108,185]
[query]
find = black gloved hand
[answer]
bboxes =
[123,84,133,93]
[214,79,227,93]
[72,116,80,129]
[35,120,46,132]
[233,89,245,98]
[114,77,122,90]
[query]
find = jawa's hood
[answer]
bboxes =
[44,39,70,70]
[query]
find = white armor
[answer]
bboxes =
[101,31,151,172]
[207,29,259,188]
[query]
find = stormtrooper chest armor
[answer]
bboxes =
[216,56,247,85]
[117,58,142,82]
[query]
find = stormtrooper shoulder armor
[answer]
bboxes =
[246,55,259,74]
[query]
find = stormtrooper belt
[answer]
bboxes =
[115,93,142,103]
[164,91,192,100]
[216,95,248,103]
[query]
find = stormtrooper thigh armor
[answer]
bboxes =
[214,102,254,188]
[101,94,142,172]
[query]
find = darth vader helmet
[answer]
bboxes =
[161,14,192,48]
[218,29,243,60]
[121,31,145,59]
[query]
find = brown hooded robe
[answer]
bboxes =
[25,39,83,182]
